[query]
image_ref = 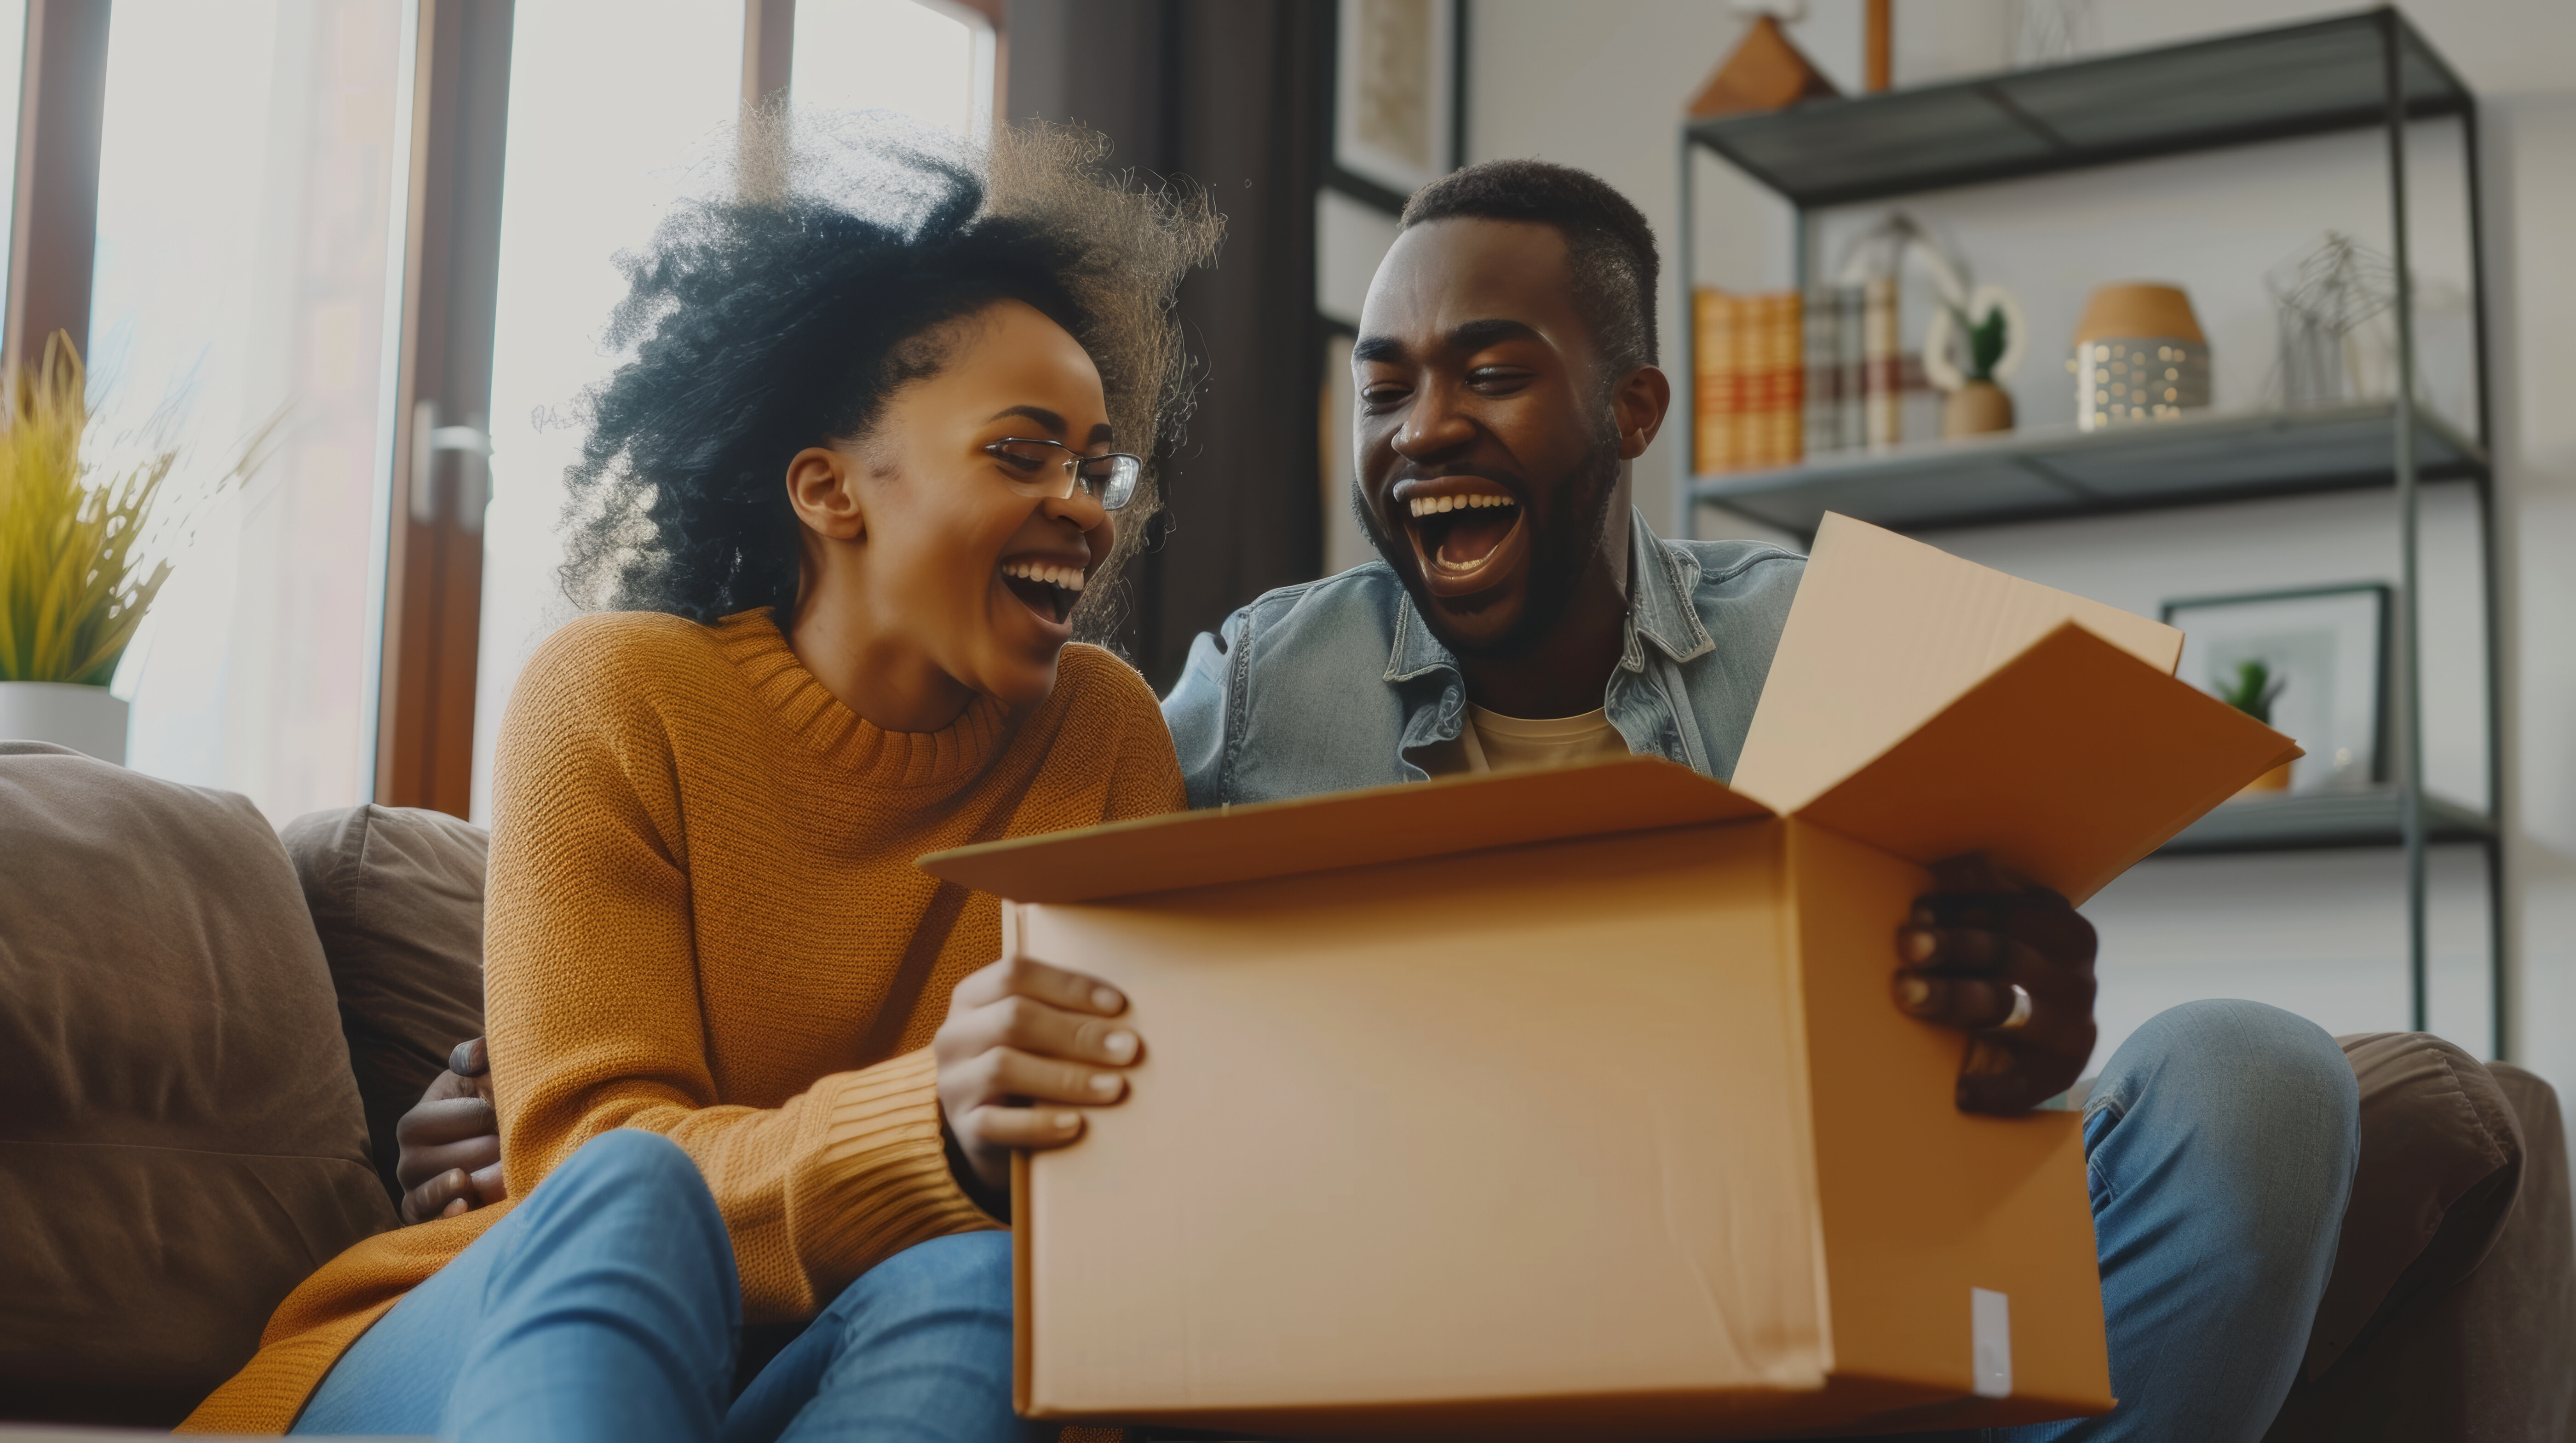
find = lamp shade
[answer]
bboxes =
[2074,283,2205,344]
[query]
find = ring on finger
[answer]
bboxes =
[1995,983,2033,1031]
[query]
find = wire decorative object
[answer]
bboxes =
[2267,231,2398,410]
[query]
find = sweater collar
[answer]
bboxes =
[712,609,1011,793]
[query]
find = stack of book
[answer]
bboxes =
[1695,281,1919,478]
[1691,288,1802,474]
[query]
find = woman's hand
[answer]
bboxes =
[395,1037,509,1224]
[1890,856,2099,1117]
[933,956,1141,1199]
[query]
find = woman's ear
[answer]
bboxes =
[786,446,866,541]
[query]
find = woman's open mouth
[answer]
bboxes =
[1000,556,1087,627]
[1397,483,1526,598]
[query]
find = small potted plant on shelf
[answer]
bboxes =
[1923,279,2026,438]
[0,334,244,764]
[2215,658,2294,796]
[1942,301,2013,436]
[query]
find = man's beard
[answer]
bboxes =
[1357,424,1624,664]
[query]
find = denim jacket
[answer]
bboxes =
[1161,510,1806,808]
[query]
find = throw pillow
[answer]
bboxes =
[0,742,396,1426]
[278,804,489,1204]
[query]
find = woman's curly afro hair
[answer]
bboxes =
[558,113,1222,641]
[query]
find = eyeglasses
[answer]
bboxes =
[983,437,1144,512]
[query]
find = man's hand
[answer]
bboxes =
[933,956,1140,1199]
[1892,856,2099,1117]
[395,1038,508,1224]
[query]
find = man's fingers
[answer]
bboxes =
[470,1161,508,1205]
[1895,923,2013,973]
[952,955,1126,1018]
[1955,1065,2055,1117]
[400,1167,477,1225]
[957,1103,1088,1152]
[1892,972,2020,1030]
[395,1095,498,1149]
[449,1037,489,1077]
[402,1133,502,1188]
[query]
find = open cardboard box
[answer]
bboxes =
[923,515,2300,1439]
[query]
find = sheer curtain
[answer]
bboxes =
[93,0,409,823]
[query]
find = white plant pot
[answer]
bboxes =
[0,680,130,764]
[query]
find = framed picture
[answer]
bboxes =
[2162,584,2390,794]
[1334,0,1457,200]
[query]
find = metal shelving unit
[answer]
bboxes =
[1677,8,2505,1046]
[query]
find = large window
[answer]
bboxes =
[92,0,409,822]
[469,0,998,819]
[467,0,742,820]
[791,0,994,140]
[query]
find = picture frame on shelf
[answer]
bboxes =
[1333,0,1457,202]
[2162,584,2390,795]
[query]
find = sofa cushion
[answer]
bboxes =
[278,805,489,1203]
[0,742,396,1425]
[2263,1056,2571,1442]
[2301,1032,2524,1379]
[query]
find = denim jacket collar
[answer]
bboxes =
[1381,509,1714,688]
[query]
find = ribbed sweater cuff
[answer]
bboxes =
[799,1048,1005,1284]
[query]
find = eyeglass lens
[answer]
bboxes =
[988,439,1140,511]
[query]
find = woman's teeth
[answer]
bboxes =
[1407,494,1516,517]
[1001,559,1087,593]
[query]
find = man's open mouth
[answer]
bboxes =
[1397,482,1526,598]
[1000,556,1086,627]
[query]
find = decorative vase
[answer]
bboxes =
[1942,379,2015,437]
[0,681,130,764]
[2074,282,2210,431]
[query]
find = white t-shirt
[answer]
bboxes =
[1419,704,1633,776]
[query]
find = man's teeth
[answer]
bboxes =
[1407,494,1518,518]
[1001,560,1087,593]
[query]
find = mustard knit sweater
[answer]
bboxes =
[182,610,1185,1433]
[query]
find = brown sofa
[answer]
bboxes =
[1,741,2570,1435]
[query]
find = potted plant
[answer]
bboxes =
[2215,657,2294,796]
[1922,280,2026,438]
[1,335,195,763]
[1942,301,2014,436]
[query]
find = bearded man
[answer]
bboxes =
[1159,160,2361,1443]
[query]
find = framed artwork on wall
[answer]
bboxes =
[2162,584,2391,795]
[1334,0,1458,203]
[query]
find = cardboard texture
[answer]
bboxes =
[921,514,2299,1439]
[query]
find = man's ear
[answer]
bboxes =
[785,446,865,541]
[1610,365,1672,461]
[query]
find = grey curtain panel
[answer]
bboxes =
[1008,0,1332,690]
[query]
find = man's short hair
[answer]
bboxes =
[1398,159,1659,378]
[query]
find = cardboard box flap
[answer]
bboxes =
[1732,514,2185,818]
[920,756,1771,903]
[1794,621,2300,904]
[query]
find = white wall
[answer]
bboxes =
[1466,0,2576,1153]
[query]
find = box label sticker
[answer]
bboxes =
[1971,1287,2012,1398]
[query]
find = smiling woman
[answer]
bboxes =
[181,120,1224,1439]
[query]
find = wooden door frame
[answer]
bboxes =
[375,0,513,815]
[5,0,112,372]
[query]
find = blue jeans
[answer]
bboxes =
[293,1130,1032,1443]
[1869,999,2362,1443]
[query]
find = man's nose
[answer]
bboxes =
[1393,380,1474,458]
